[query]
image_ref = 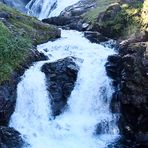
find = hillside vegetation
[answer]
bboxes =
[0,3,60,84]
[84,0,147,39]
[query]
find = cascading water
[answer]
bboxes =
[10,30,119,148]
[26,0,79,19]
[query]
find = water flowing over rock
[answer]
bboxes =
[10,30,119,148]
[0,50,47,126]
[42,0,96,31]
[41,57,79,116]
[26,0,57,19]
[26,0,80,19]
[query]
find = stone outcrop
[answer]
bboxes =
[0,126,24,148]
[41,57,79,117]
[84,31,109,43]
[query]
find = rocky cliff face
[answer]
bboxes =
[103,1,148,146]
[0,126,24,148]
[106,31,148,147]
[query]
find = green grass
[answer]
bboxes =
[0,3,60,84]
[0,21,32,82]
[0,3,59,44]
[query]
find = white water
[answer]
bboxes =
[26,0,79,19]
[10,30,119,148]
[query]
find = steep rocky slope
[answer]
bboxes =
[103,0,148,147]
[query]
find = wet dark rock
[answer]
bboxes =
[84,31,109,43]
[0,126,24,148]
[119,42,147,56]
[0,12,11,19]
[106,54,123,82]
[95,121,110,135]
[110,92,121,113]
[107,37,148,147]
[41,57,79,117]
[0,82,17,126]
[42,15,86,31]
[42,16,72,27]
[0,49,47,126]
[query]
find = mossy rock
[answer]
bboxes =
[83,0,120,23]
[142,0,148,29]
[84,0,143,39]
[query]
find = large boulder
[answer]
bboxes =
[92,3,123,38]
[84,31,109,43]
[0,126,24,148]
[41,57,79,117]
[43,15,89,31]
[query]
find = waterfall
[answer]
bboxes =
[10,30,119,148]
[26,0,79,19]
[9,0,120,147]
